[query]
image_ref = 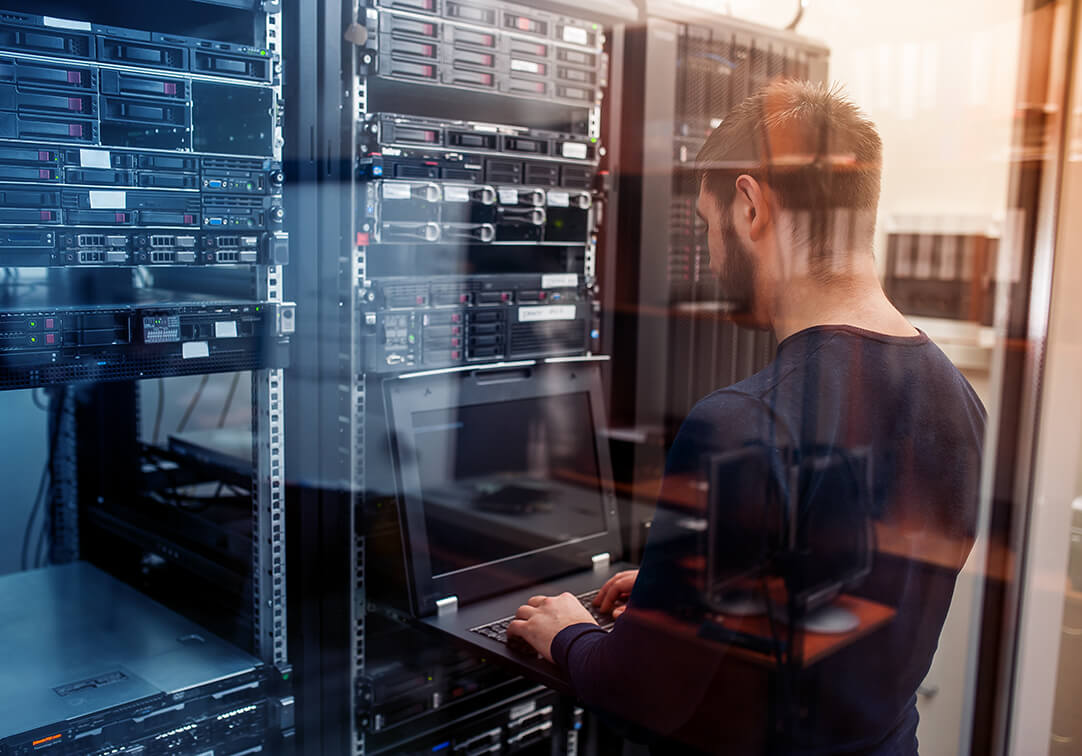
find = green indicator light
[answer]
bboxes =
[246,183,253,190]
[590,137,598,143]
[261,50,267,56]
[592,24,598,29]
[29,321,35,327]
[29,337,36,343]
[282,673,290,680]
[256,306,261,311]
[408,334,416,344]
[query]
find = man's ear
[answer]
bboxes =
[734,174,771,242]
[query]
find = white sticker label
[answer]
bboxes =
[442,185,470,202]
[541,273,578,288]
[561,142,588,159]
[44,15,92,30]
[214,321,238,338]
[89,190,126,209]
[562,26,589,45]
[510,59,541,74]
[518,305,576,322]
[546,191,570,207]
[79,149,112,169]
[382,182,412,200]
[498,188,520,205]
[182,341,210,359]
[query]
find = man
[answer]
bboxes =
[506,81,986,754]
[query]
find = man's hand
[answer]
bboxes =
[594,569,638,618]
[506,593,598,663]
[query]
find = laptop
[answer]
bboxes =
[384,359,632,691]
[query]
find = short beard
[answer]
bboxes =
[715,211,757,316]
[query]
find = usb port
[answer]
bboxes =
[150,235,175,247]
[76,234,105,247]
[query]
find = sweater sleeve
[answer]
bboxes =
[548,391,787,737]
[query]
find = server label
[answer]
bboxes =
[518,305,575,322]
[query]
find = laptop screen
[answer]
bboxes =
[411,390,607,579]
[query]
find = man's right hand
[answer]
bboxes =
[594,569,638,618]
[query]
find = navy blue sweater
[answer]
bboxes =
[552,326,986,755]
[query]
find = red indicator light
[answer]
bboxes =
[67,97,83,111]
[539,291,547,299]
[66,71,81,84]
[183,214,195,224]
[46,333,56,345]
[422,45,435,56]
[423,24,435,35]
[535,44,546,55]
[45,318,55,329]
[451,337,460,347]
[356,232,370,246]
[516,17,531,31]
[451,350,460,359]
[40,210,52,221]
[68,124,83,137]
[500,292,509,301]
[482,54,493,65]
[481,74,493,85]
[424,161,438,166]
[451,314,461,323]
[115,212,126,222]
[39,169,51,179]
[38,151,51,161]
[422,65,434,77]
[459,294,468,302]
[416,296,425,304]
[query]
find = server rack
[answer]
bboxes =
[606,7,828,555]
[0,0,295,752]
[281,0,634,752]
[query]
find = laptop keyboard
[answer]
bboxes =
[470,589,616,644]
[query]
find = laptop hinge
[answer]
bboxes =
[436,595,459,616]
[591,552,611,571]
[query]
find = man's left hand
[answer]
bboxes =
[506,592,598,662]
